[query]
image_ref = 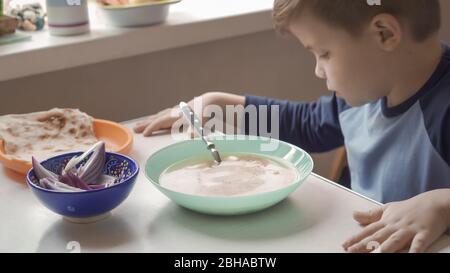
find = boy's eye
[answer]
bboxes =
[319,52,330,59]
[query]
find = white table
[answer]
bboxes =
[1,119,450,253]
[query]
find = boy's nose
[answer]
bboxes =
[315,62,326,79]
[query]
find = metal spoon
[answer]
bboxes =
[179,102,222,164]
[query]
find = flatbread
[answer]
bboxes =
[0,108,99,162]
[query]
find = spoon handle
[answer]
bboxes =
[179,102,222,163]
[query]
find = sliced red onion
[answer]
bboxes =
[77,142,106,184]
[39,177,50,189]
[63,173,91,190]
[40,177,84,192]
[33,141,116,192]
[79,156,104,184]
[63,141,104,174]
[59,173,78,188]
[78,175,117,190]
[32,156,58,181]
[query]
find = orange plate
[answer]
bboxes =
[0,119,133,175]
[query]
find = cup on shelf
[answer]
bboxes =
[46,0,90,36]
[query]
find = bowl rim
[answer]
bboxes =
[26,151,140,194]
[0,118,133,175]
[98,0,181,10]
[144,135,314,200]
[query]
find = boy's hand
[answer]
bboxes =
[342,189,450,253]
[133,92,245,137]
[134,107,181,137]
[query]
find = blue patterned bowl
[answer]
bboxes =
[26,152,139,223]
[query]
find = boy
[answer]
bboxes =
[134,0,450,253]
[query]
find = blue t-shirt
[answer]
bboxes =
[245,44,450,203]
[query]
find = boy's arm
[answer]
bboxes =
[244,93,346,153]
[133,90,347,149]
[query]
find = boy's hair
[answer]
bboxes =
[273,0,441,42]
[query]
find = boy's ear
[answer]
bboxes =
[369,13,402,52]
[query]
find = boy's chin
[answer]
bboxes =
[338,94,367,107]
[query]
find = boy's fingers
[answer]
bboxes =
[347,226,395,253]
[134,120,158,133]
[379,230,414,253]
[342,222,385,250]
[134,122,150,133]
[134,108,180,133]
[136,118,153,127]
[353,207,383,226]
[134,116,159,133]
[142,115,178,137]
[409,231,433,253]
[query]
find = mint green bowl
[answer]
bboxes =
[145,135,314,215]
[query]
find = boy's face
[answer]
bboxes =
[289,11,392,107]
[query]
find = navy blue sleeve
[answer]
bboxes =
[443,110,450,166]
[445,109,450,237]
[244,94,346,153]
[419,43,450,167]
[419,73,450,167]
